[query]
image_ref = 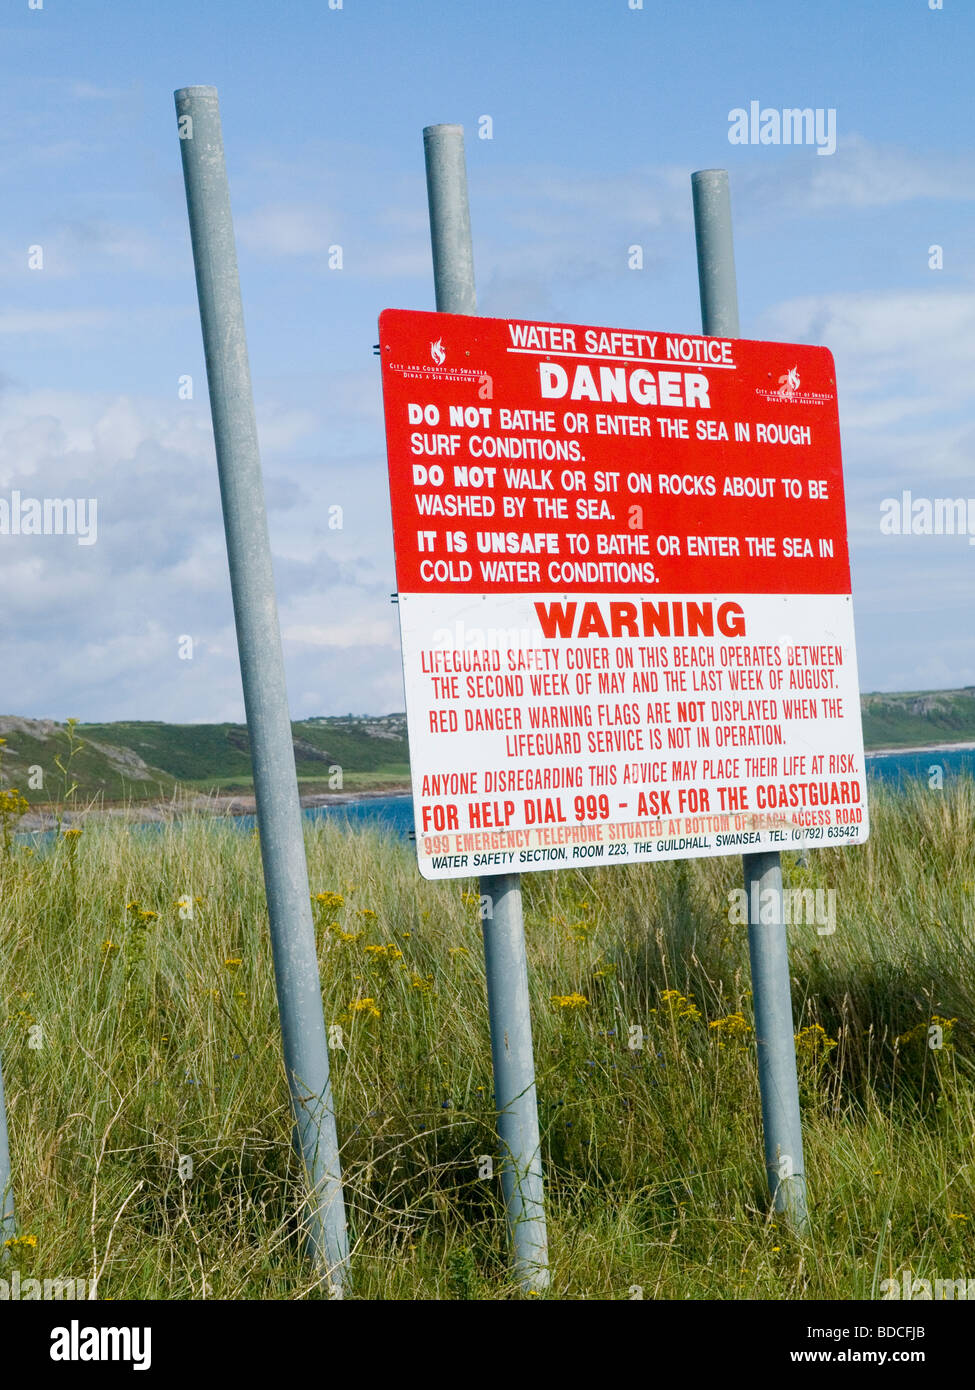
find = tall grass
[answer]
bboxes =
[1,776,972,1299]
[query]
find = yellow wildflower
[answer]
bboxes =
[659,989,702,1023]
[709,1012,752,1041]
[0,789,29,818]
[314,892,344,911]
[551,992,588,1009]
[794,1023,837,1056]
[895,1015,957,1048]
[348,997,380,1019]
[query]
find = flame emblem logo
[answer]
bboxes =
[430,338,446,365]
[776,366,800,399]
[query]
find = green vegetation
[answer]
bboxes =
[4,689,975,813]
[0,775,972,1298]
[0,715,409,807]
[0,718,177,807]
[861,687,975,750]
[3,689,975,811]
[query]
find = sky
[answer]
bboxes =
[0,0,971,723]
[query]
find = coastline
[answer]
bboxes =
[17,740,975,831]
[19,782,413,833]
[865,740,975,758]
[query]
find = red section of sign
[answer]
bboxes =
[378,308,850,597]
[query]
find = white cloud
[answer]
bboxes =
[237,203,335,257]
[0,385,402,721]
[69,81,119,101]
[0,309,115,334]
[282,618,398,648]
[738,133,975,214]
[757,288,975,427]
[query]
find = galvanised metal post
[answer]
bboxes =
[423,123,550,1291]
[691,168,810,1235]
[175,86,349,1288]
[0,1057,15,1252]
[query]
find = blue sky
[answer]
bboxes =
[0,0,972,721]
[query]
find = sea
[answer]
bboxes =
[231,743,975,841]
[865,744,975,788]
[17,745,975,849]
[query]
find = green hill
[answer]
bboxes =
[0,714,409,807]
[2,690,975,810]
[0,717,177,807]
[860,687,975,750]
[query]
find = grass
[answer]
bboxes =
[7,690,975,811]
[76,717,410,786]
[861,686,975,749]
[0,775,973,1299]
[0,716,410,809]
[177,769,410,795]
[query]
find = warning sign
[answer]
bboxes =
[378,308,869,880]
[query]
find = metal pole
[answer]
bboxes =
[691,168,810,1234]
[175,85,349,1288]
[480,874,550,1288]
[424,124,477,318]
[423,123,550,1290]
[0,1057,15,1252]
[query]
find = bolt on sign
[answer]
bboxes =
[378,309,869,880]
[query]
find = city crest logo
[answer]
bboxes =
[756,363,834,406]
[388,334,484,385]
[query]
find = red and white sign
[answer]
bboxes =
[378,308,869,880]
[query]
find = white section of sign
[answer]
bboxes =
[398,590,869,879]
